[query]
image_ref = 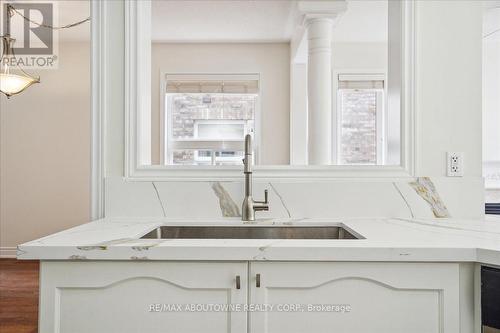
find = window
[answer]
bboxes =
[164,74,259,165]
[336,74,386,165]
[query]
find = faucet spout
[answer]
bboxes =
[242,134,269,221]
[243,134,252,174]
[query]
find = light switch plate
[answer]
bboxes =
[447,152,464,177]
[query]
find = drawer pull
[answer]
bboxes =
[256,273,261,288]
[236,275,241,289]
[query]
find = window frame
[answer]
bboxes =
[336,83,386,166]
[160,73,261,166]
[125,0,416,181]
[333,71,389,166]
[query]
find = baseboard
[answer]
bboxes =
[0,247,17,258]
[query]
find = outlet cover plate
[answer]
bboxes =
[447,152,464,177]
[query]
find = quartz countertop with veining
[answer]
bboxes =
[17,217,500,266]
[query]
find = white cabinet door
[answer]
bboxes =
[249,262,460,333]
[40,261,247,333]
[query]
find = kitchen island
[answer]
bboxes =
[18,217,500,333]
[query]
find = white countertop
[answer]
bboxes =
[17,217,500,266]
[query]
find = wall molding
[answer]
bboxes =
[91,0,106,219]
[124,0,416,181]
[0,247,17,258]
[125,0,152,179]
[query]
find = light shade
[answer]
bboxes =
[1,33,40,98]
[0,73,39,97]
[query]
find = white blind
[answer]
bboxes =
[166,74,259,94]
[338,73,385,90]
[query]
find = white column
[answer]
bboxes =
[306,17,333,165]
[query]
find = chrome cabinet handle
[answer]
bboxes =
[236,275,241,289]
[256,273,261,288]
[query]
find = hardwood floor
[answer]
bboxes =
[0,259,39,333]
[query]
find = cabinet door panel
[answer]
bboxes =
[40,261,247,333]
[249,262,459,333]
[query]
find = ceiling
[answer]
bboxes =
[2,0,388,44]
[151,0,388,43]
[2,0,90,42]
[332,0,387,43]
[151,0,296,42]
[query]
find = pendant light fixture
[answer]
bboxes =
[0,4,90,98]
[0,5,40,98]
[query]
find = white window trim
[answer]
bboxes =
[90,0,106,219]
[125,0,416,181]
[376,90,386,165]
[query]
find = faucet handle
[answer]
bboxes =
[256,189,269,205]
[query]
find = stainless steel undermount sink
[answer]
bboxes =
[140,225,362,240]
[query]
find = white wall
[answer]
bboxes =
[150,43,290,165]
[332,42,387,70]
[0,43,91,253]
[415,0,482,177]
[290,63,308,164]
[482,7,500,200]
[483,40,500,162]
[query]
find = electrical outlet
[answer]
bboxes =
[447,152,464,177]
